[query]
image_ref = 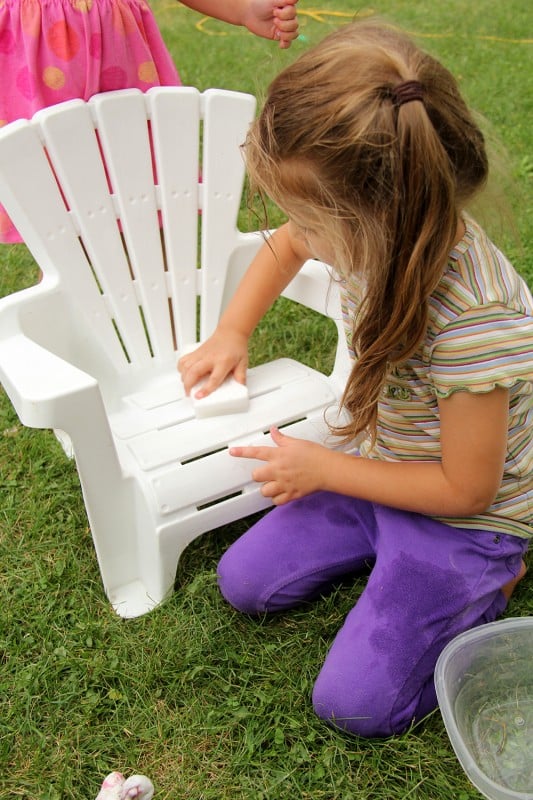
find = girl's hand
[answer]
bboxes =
[230,425,327,504]
[244,0,299,49]
[178,328,248,398]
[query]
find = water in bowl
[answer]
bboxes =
[454,659,533,794]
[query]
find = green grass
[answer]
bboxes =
[1,2,532,798]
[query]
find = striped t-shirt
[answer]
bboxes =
[340,215,533,539]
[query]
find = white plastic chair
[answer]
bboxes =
[0,87,353,617]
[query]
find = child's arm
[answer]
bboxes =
[231,387,509,517]
[178,1,299,49]
[178,222,310,396]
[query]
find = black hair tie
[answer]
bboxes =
[391,80,425,107]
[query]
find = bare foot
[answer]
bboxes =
[501,559,527,601]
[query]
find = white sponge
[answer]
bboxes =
[192,376,249,418]
[179,343,249,418]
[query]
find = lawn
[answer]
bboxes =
[0,2,532,798]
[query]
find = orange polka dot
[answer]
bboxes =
[0,120,8,127]
[138,61,158,84]
[112,0,137,36]
[43,66,67,90]
[21,0,41,37]
[70,0,93,11]
[47,20,80,61]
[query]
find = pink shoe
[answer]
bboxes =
[96,772,155,800]
[96,773,126,800]
[122,775,155,799]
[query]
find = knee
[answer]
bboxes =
[311,670,412,738]
[217,547,266,615]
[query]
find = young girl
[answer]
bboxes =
[0,0,299,243]
[178,20,533,738]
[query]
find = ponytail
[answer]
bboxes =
[245,20,489,443]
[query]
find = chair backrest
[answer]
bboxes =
[0,88,256,376]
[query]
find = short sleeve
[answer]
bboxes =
[429,304,533,398]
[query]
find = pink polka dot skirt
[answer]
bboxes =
[0,0,180,243]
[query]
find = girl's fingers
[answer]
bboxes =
[180,362,208,394]
[192,363,232,397]
[229,444,272,461]
[275,6,298,21]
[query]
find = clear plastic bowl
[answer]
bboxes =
[435,617,533,800]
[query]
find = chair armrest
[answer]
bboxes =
[281,258,335,315]
[282,259,353,391]
[0,332,98,429]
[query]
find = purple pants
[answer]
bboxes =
[218,491,528,738]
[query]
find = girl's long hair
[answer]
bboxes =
[245,20,489,443]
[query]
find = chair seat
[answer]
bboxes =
[113,358,338,517]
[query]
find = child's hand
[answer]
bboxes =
[177,328,248,398]
[230,425,326,504]
[244,0,299,49]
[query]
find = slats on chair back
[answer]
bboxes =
[82,90,176,364]
[0,88,256,373]
[199,90,257,339]
[0,109,134,369]
[149,88,201,348]
[39,91,177,368]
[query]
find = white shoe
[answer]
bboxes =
[96,772,155,800]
